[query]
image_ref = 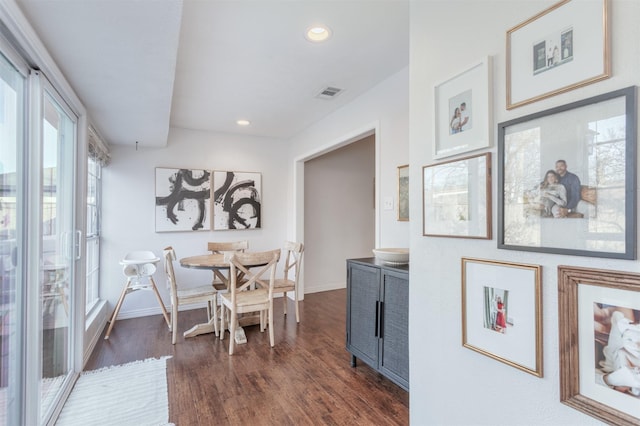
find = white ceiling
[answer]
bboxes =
[16,0,409,148]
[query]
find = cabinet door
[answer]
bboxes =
[346,262,380,368]
[379,270,409,390]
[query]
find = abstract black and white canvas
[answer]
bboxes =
[212,171,261,230]
[155,168,211,232]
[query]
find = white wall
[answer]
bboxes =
[304,135,375,293]
[288,66,410,251]
[101,68,410,321]
[101,127,288,319]
[409,1,640,425]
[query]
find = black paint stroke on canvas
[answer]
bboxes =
[156,169,210,230]
[214,171,261,229]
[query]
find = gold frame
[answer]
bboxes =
[506,0,610,109]
[397,164,409,221]
[558,266,640,426]
[462,257,543,377]
[423,153,492,239]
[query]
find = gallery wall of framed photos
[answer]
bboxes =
[415,1,640,424]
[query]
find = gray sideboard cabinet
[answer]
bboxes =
[346,258,409,391]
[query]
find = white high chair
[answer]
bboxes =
[104,250,171,339]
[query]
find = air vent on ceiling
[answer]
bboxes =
[316,86,343,99]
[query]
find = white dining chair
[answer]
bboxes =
[273,241,304,323]
[207,240,248,290]
[219,249,280,355]
[163,246,219,343]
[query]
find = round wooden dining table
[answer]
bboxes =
[179,253,267,343]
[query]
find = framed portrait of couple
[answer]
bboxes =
[497,86,637,259]
[433,56,491,159]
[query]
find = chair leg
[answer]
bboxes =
[171,303,178,345]
[294,289,300,323]
[220,304,226,340]
[228,307,237,355]
[104,279,131,339]
[282,291,288,316]
[206,299,212,322]
[211,299,219,337]
[149,277,171,329]
[268,301,274,347]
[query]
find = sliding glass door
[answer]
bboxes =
[0,40,80,424]
[0,48,25,426]
[39,83,77,422]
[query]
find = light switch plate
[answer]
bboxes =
[383,197,394,210]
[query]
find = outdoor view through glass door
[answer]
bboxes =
[40,88,76,421]
[0,49,25,426]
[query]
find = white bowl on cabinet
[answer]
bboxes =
[372,248,409,265]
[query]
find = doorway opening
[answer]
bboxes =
[293,124,380,297]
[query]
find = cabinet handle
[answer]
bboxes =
[379,301,384,339]
[374,301,379,337]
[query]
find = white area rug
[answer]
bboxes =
[56,356,172,426]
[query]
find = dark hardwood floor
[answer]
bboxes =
[85,289,409,425]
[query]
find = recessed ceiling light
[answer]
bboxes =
[305,25,331,42]
[236,119,250,126]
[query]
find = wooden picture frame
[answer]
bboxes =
[506,0,610,109]
[397,164,409,221]
[462,257,542,377]
[498,86,637,259]
[423,153,491,239]
[558,265,640,425]
[434,56,492,159]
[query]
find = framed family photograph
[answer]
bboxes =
[423,153,491,239]
[397,164,409,221]
[434,56,491,159]
[498,86,637,259]
[506,0,610,109]
[462,258,542,377]
[558,265,640,425]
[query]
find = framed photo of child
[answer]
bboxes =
[558,265,640,425]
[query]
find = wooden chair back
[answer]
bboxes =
[162,246,179,306]
[282,241,304,283]
[226,249,280,302]
[208,240,249,254]
[208,240,249,288]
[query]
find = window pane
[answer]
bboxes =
[40,91,75,421]
[0,51,24,426]
[85,237,99,311]
[86,157,100,313]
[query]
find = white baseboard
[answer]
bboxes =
[109,287,343,321]
[113,301,214,320]
[83,300,108,366]
[304,281,346,294]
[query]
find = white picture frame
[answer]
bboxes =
[434,56,492,160]
[155,168,211,232]
[506,0,610,109]
[212,170,262,231]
